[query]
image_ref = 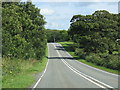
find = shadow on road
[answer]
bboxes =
[54,46,66,51]
[52,45,80,60]
[48,57,75,60]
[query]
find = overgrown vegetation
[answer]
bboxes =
[68,10,120,71]
[2,2,47,88]
[59,42,119,74]
[46,29,69,42]
[2,48,48,88]
[2,2,47,60]
[2,1,120,88]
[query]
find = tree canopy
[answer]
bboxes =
[46,29,69,42]
[69,10,120,70]
[2,2,47,60]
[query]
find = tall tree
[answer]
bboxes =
[69,10,119,70]
[2,2,47,60]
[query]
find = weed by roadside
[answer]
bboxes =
[2,48,48,88]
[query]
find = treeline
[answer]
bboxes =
[46,29,69,42]
[68,10,120,70]
[2,2,47,60]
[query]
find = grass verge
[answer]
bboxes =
[59,41,119,75]
[2,47,48,88]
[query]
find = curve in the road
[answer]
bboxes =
[32,43,119,89]
[53,43,116,90]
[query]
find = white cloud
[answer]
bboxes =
[41,8,54,15]
[34,2,118,30]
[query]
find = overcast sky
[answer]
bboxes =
[20,0,119,30]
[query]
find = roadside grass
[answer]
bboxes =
[59,41,119,75]
[2,47,48,88]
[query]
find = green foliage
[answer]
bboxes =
[60,41,119,74]
[2,2,47,60]
[2,47,48,88]
[2,57,48,88]
[2,2,48,88]
[2,58,31,76]
[85,53,119,70]
[75,48,86,59]
[46,29,69,42]
[85,53,105,66]
[69,10,120,70]
[103,55,119,70]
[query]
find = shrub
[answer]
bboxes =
[98,52,109,67]
[105,55,119,70]
[85,54,93,62]
[75,48,86,59]
[85,53,104,66]
[85,53,120,70]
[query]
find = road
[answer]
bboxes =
[32,43,119,89]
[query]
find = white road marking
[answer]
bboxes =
[32,44,50,89]
[58,43,119,77]
[53,43,114,89]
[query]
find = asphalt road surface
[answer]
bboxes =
[32,43,119,89]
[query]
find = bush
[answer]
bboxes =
[98,52,109,67]
[98,53,119,70]
[69,44,76,51]
[85,53,104,66]
[105,55,119,70]
[85,52,120,70]
[85,54,93,62]
[75,48,86,59]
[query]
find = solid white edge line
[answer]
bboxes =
[53,43,114,89]
[32,44,50,89]
[63,59,114,89]
[58,43,119,77]
[62,59,107,89]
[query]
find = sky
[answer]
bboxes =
[30,2,118,30]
